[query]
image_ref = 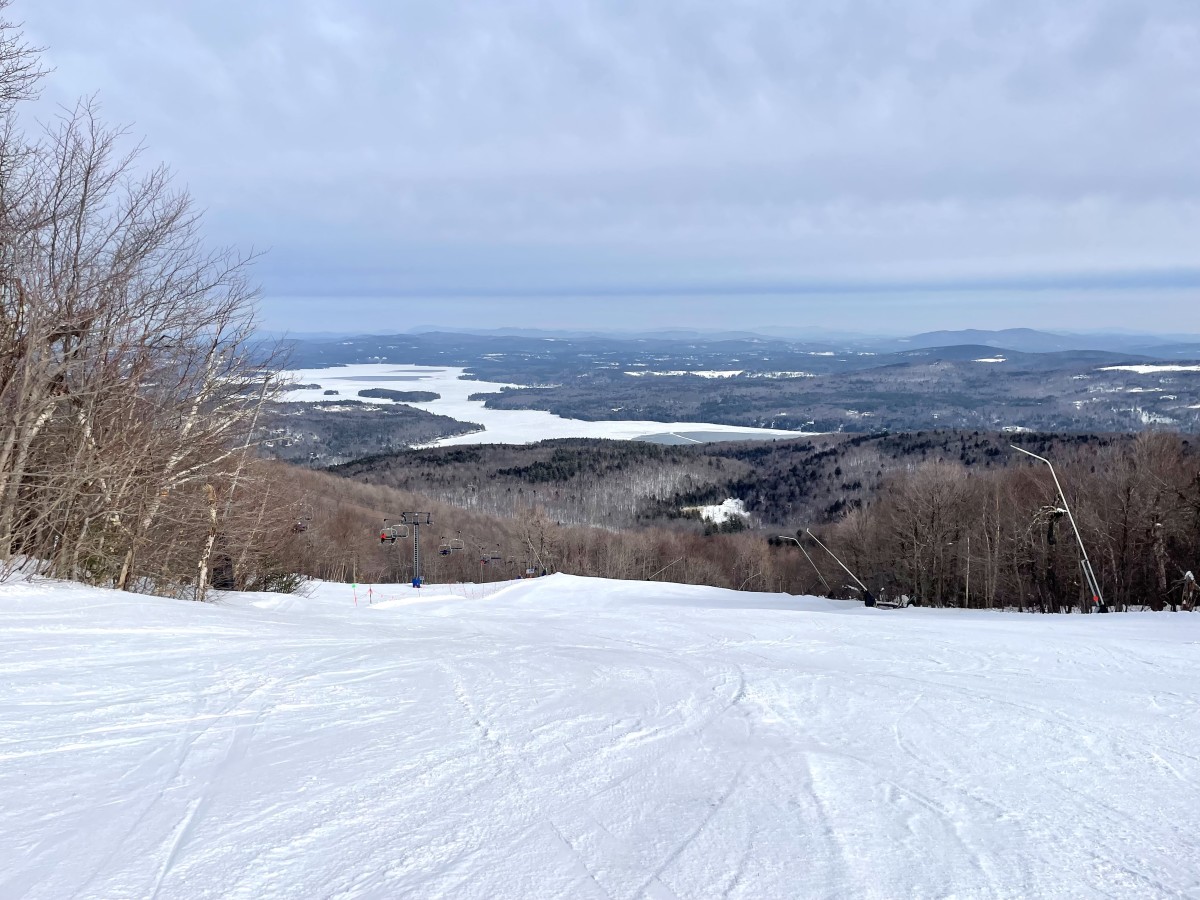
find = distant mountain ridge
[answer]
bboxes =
[279,325,1200,356]
[893,328,1084,352]
[884,328,1200,354]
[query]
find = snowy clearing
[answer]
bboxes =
[623,371,743,379]
[682,498,750,525]
[3,575,1199,899]
[1099,364,1200,375]
[278,364,808,447]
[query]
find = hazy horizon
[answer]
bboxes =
[267,322,1200,345]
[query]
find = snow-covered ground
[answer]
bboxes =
[3,575,1199,899]
[623,370,743,378]
[279,364,808,446]
[1099,364,1200,375]
[682,498,750,525]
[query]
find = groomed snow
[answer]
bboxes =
[3,575,1199,898]
[278,364,808,447]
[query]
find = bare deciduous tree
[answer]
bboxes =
[0,14,287,597]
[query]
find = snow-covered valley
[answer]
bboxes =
[3,575,1198,898]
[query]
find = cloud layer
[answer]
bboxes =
[19,0,1200,331]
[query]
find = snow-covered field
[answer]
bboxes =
[3,575,1199,899]
[279,364,807,446]
[1099,364,1200,375]
[682,498,749,525]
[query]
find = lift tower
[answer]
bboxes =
[381,512,433,587]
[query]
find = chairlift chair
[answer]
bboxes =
[292,502,315,534]
[438,532,466,556]
[379,521,410,544]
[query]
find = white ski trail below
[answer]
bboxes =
[2,574,1199,898]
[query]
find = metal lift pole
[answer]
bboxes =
[396,512,433,588]
[804,529,873,605]
[413,520,421,586]
[1011,445,1107,613]
[777,535,832,594]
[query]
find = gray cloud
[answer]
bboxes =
[17,0,1200,332]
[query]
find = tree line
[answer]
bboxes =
[815,433,1200,612]
[0,7,294,597]
[319,432,1200,612]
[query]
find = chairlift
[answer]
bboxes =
[439,533,467,556]
[379,520,410,544]
[292,503,315,534]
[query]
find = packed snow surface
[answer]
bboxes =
[3,575,1200,899]
[279,364,807,446]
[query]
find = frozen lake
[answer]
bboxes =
[279,364,810,447]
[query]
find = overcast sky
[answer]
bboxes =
[18,0,1200,335]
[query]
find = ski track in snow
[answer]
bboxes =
[2,575,1200,899]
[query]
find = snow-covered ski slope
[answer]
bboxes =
[3,575,1199,899]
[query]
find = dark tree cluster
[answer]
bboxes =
[258,401,480,466]
[356,388,440,402]
[809,433,1200,612]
